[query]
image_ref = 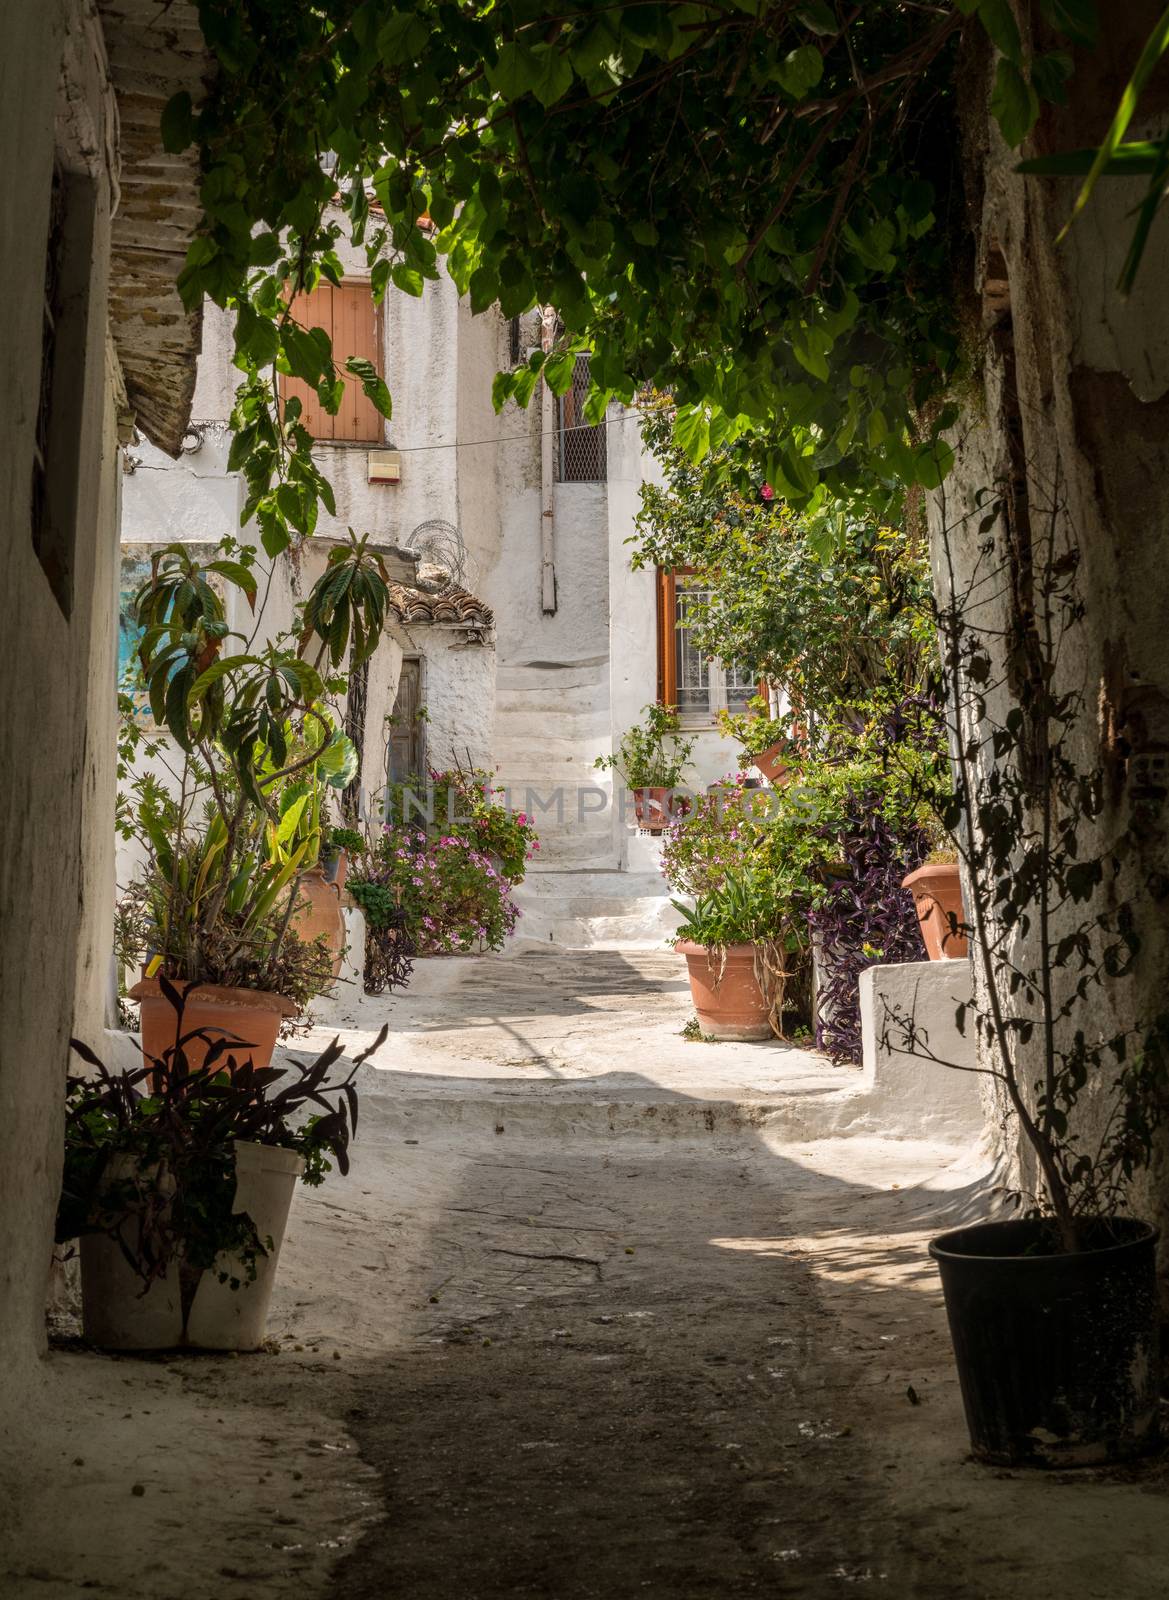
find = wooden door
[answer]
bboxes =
[387,658,425,787]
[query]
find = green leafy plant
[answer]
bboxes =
[347,767,537,974]
[672,867,802,1036]
[594,704,694,791]
[1018,3,1169,293]
[161,1,1108,562]
[717,699,791,760]
[117,535,385,1003]
[633,399,937,724]
[58,979,385,1322]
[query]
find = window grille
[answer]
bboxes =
[724,658,757,714]
[554,353,607,482]
[664,574,760,726]
[675,583,712,718]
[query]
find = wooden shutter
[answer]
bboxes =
[280,281,383,443]
[656,569,677,708]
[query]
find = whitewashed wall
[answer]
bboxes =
[0,0,125,1407]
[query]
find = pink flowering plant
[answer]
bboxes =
[659,776,777,901]
[348,766,538,959]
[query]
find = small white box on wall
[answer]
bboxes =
[367,449,401,483]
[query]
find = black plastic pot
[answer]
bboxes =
[929,1217,1161,1467]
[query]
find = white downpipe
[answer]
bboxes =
[540,305,557,615]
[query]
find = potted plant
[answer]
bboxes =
[349,768,537,972]
[58,980,386,1351]
[671,869,794,1040]
[322,824,366,894]
[718,699,794,786]
[594,703,695,833]
[901,845,967,960]
[118,535,388,1068]
[882,538,1165,1466]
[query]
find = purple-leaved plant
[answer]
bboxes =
[809,787,928,1065]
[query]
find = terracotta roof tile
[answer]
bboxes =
[385,583,493,628]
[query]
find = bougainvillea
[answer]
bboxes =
[348,767,539,970]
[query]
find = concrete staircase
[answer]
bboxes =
[511,868,683,949]
[492,657,681,948]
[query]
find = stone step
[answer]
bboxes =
[519,869,669,898]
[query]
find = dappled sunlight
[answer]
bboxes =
[708,1230,941,1297]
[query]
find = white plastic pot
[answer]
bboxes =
[185,1140,303,1351]
[79,1141,303,1352]
[80,1230,183,1349]
[80,1156,182,1349]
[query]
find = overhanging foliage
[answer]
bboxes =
[170,1,1100,552]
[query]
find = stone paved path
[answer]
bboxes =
[7,952,1169,1600]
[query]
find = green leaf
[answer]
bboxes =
[975,0,1023,65]
[1018,142,1164,177]
[390,262,425,297]
[345,356,392,418]
[774,44,824,99]
[795,2,837,35]
[914,438,955,490]
[1040,0,1099,46]
[990,59,1039,148]
[376,11,430,66]
[487,42,535,98]
[1031,51,1074,107]
[160,91,193,154]
[675,406,711,464]
[1058,3,1169,242]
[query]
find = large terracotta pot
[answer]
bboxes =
[293,863,346,976]
[902,862,968,960]
[676,940,773,1041]
[128,978,297,1074]
[751,742,792,786]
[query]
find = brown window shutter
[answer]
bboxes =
[656,569,677,708]
[281,282,383,443]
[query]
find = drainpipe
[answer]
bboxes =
[540,305,557,615]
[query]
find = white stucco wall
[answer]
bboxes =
[1,0,124,1401]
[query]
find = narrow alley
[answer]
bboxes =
[7,954,1169,1600]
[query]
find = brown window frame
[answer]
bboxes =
[656,568,765,723]
[279,278,385,444]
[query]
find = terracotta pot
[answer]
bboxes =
[128,978,297,1075]
[632,787,689,833]
[293,863,346,976]
[676,940,773,1041]
[751,742,792,786]
[902,862,968,961]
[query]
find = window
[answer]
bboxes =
[32,167,98,619]
[280,281,383,443]
[554,353,607,482]
[656,571,758,726]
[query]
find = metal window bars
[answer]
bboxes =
[554,353,607,482]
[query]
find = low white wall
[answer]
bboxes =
[857,959,984,1143]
